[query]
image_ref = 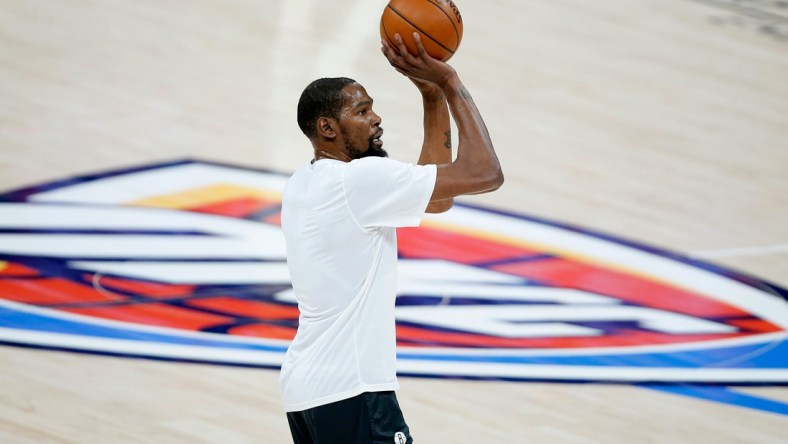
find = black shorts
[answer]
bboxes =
[286,391,413,444]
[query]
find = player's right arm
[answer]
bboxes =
[382,33,504,201]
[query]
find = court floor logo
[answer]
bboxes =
[0,160,786,384]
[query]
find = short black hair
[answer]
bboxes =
[297,77,357,139]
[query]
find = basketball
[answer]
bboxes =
[380,0,463,62]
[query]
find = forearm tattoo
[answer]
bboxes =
[444,130,451,149]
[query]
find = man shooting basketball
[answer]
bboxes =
[279,33,503,443]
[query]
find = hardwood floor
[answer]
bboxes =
[0,0,786,442]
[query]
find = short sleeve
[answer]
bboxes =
[343,157,437,229]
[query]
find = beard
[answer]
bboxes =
[346,138,388,160]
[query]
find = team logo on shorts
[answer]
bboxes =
[0,160,786,384]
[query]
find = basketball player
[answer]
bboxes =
[279,33,503,443]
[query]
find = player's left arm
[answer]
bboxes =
[412,79,454,213]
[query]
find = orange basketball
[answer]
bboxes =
[380,0,463,62]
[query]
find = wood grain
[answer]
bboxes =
[0,0,786,442]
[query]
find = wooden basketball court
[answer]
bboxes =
[1,0,786,442]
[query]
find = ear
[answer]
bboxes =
[317,117,337,140]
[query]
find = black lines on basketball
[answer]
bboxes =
[380,0,464,61]
[424,0,460,44]
[386,4,456,55]
[381,18,398,51]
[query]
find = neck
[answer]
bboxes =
[314,149,352,163]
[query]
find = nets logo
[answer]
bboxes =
[0,160,786,384]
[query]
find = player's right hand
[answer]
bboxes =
[381,32,457,89]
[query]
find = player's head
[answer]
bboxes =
[297,77,387,159]
[297,77,356,139]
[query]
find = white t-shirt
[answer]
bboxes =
[279,157,437,412]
